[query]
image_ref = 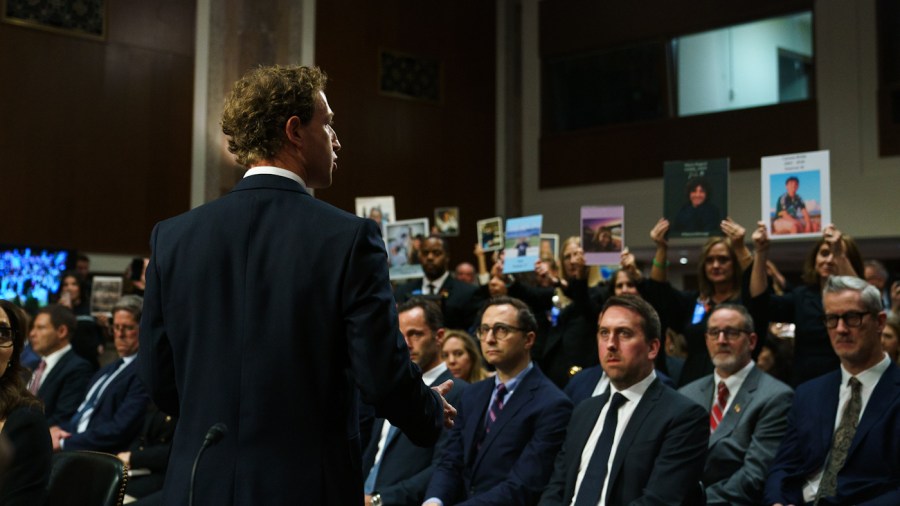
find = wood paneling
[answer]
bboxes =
[0,0,195,255]
[314,1,496,265]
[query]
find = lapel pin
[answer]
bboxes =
[733,404,741,413]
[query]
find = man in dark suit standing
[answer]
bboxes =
[765,276,900,506]
[364,298,466,506]
[424,296,573,505]
[50,295,149,453]
[540,295,708,506]
[394,236,482,331]
[679,304,793,505]
[27,304,93,426]
[139,65,454,506]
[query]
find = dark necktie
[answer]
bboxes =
[71,359,124,428]
[573,392,628,506]
[478,383,507,450]
[427,283,436,295]
[816,377,862,503]
[710,381,729,432]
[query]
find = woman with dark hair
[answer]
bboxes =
[57,270,90,316]
[670,176,723,235]
[750,222,864,385]
[642,217,753,386]
[0,300,52,505]
[441,330,490,383]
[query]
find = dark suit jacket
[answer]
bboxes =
[764,361,900,506]
[0,405,51,506]
[394,276,482,331]
[565,365,676,407]
[540,378,708,506]
[59,357,148,453]
[425,365,573,505]
[36,349,94,426]
[679,366,793,505]
[139,174,444,506]
[363,369,466,506]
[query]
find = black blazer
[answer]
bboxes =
[394,276,483,331]
[362,369,467,506]
[139,174,444,506]
[36,349,93,426]
[540,378,708,506]
[0,404,52,506]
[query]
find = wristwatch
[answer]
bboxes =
[371,493,383,506]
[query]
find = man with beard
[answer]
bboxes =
[679,304,793,505]
[394,236,482,331]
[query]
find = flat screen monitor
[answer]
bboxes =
[0,244,74,309]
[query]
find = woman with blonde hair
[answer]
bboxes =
[441,330,490,383]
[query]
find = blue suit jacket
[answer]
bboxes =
[59,357,148,453]
[140,175,444,506]
[764,361,900,505]
[540,378,708,506]
[362,369,467,506]
[36,349,94,426]
[425,365,573,505]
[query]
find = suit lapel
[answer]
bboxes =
[711,367,760,446]
[472,369,538,471]
[608,379,662,486]
[39,350,71,393]
[463,380,495,465]
[818,372,842,453]
[566,394,609,495]
[848,363,900,456]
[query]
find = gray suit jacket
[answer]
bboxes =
[679,366,793,506]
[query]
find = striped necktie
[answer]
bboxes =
[710,381,729,432]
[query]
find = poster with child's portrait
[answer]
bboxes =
[355,196,395,229]
[664,159,729,238]
[477,217,504,252]
[384,218,428,280]
[539,234,559,263]
[761,150,830,240]
[503,215,542,274]
[581,206,624,266]
[434,207,460,236]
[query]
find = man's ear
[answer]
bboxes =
[284,116,303,146]
[56,324,70,342]
[435,328,446,346]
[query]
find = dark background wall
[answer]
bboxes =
[1,0,195,255]
[314,0,497,266]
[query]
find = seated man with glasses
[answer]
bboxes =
[423,296,573,506]
[765,275,900,506]
[679,303,793,505]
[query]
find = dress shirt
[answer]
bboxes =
[75,354,137,433]
[590,371,610,398]
[422,271,450,295]
[243,166,306,188]
[372,362,449,466]
[572,370,658,506]
[38,344,73,382]
[485,362,534,421]
[712,360,754,414]
[801,353,892,502]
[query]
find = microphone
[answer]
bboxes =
[190,422,228,506]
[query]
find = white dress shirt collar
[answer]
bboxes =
[243,166,306,188]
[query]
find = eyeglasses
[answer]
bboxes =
[476,323,524,341]
[822,311,873,329]
[705,327,749,341]
[0,326,15,348]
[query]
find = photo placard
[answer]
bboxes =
[581,206,625,266]
[761,150,830,240]
[663,158,729,238]
[503,215,542,274]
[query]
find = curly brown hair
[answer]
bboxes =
[221,65,328,167]
[0,300,43,419]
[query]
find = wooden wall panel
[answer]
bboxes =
[0,0,195,255]
[314,1,497,266]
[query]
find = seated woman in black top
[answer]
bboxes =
[0,300,52,506]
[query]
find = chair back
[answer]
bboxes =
[47,451,128,506]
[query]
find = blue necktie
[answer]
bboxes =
[363,423,398,494]
[574,392,627,506]
[71,359,123,428]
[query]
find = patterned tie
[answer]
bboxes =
[816,377,863,503]
[28,360,47,394]
[710,381,729,432]
[484,383,507,435]
[573,392,628,506]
